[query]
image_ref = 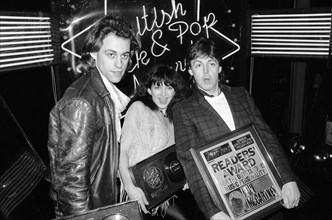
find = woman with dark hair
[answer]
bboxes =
[47,15,140,217]
[119,64,203,219]
[128,64,188,121]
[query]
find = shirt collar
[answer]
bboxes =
[197,88,221,97]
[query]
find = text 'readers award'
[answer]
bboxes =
[190,124,283,220]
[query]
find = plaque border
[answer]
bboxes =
[190,124,283,220]
[130,145,186,210]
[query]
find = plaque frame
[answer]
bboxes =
[190,124,283,220]
[130,145,186,210]
[53,200,142,220]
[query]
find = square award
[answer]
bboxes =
[129,145,186,210]
[190,124,284,220]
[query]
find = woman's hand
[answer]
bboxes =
[126,185,150,214]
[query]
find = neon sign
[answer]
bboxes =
[60,0,239,75]
[129,0,240,73]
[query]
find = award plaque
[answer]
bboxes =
[53,200,142,220]
[190,124,283,220]
[130,145,185,210]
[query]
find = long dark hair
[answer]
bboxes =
[77,15,141,73]
[129,65,188,121]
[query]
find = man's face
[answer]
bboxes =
[189,55,222,96]
[91,33,131,83]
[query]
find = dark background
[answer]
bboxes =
[1,0,331,219]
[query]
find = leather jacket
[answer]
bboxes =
[47,68,119,217]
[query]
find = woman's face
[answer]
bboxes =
[148,82,175,114]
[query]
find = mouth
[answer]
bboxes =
[159,98,168,105]
[203,78,210,83]
[111,70,123,76]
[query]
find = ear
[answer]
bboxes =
[188,68,193,76]
[90,52,97,60]
[147,88,152,95]
[218,66,222,73]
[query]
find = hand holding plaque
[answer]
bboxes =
[129,145,186,210]
[191,125,284,220]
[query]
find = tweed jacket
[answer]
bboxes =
[48,68,119,216]
[173,85,296,219]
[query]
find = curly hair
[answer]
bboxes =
[129,65,189,121]
[77,15,141,73]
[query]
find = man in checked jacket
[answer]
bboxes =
[173,37,300,220]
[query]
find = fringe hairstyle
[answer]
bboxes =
[129,65,189,121]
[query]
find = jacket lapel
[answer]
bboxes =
[90,68,110,98]
[193,89,232,133]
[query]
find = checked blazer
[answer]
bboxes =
[173,85,296,219]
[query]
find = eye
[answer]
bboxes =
[194,63,201,68]
[167,86,174,90]
[209,61,217,66]
[122,53,130,59]
[107,53,116,58]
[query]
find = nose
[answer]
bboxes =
[203,65,208,75]
[161,87,166,96]
[115,56,123,68]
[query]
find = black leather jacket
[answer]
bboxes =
[48,68,119,216]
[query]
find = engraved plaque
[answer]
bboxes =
[130,145,185,210]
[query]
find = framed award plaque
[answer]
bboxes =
[130,145,186,210]
[53,200,142,220]
[190,124,283,220]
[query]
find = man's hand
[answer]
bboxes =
[182,182,189,191]
[281,181,301,209]
[210,211,231,220]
